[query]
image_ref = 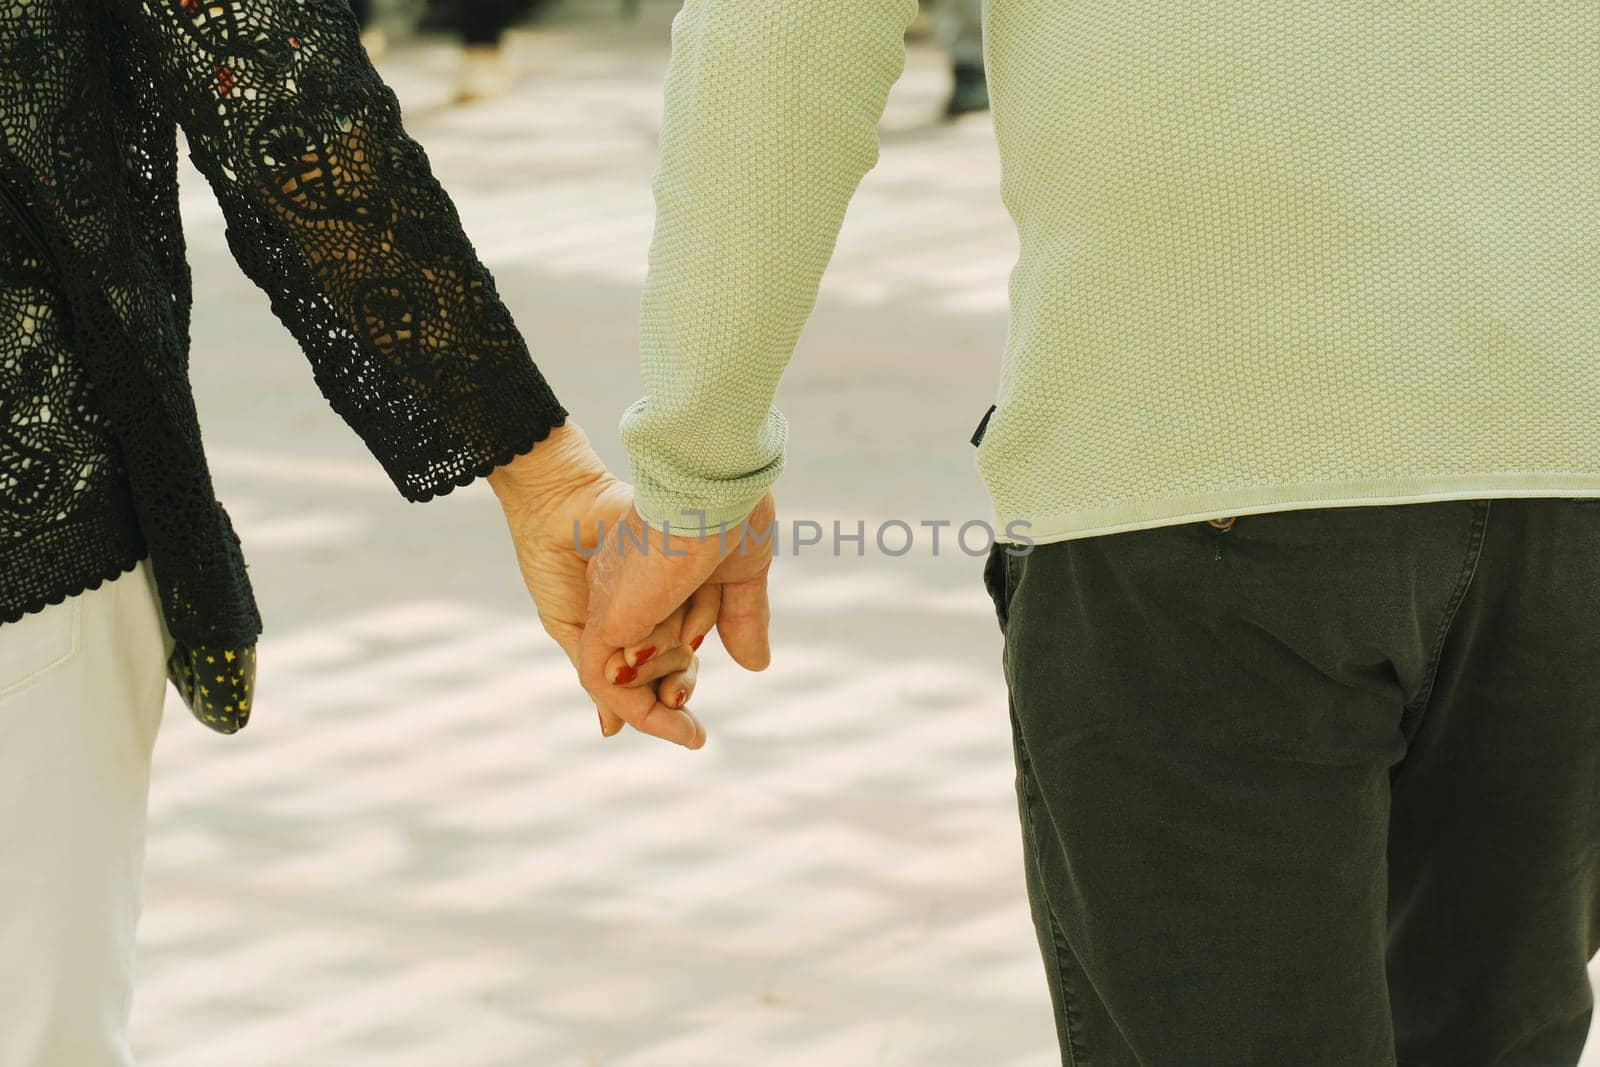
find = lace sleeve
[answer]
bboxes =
[114,0,565,500]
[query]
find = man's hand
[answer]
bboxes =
[488,423,698,737]
[579,492,777,749]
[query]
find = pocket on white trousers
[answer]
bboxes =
[0,599,83,702]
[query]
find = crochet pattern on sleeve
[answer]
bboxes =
[1,0,566,731]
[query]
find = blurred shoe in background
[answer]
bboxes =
[937,0,987,119]
[360,26,389,62]
[349,0,387,62]
[448,0,520,103]
[454,42,514,104]
[945,60,989,119]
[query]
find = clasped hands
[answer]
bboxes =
[489,423,774,749]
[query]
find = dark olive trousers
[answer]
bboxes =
[984,498,1600,1066]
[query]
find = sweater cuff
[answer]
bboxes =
[621,400,783,534]
[376,364,569,503]
[628,473,773,535]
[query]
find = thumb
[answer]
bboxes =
[592,592,657,651]
[592,557,711,650]
[584,528,663,649]
[715,571,772,671]
[592,541,725,651]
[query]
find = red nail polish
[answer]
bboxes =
[615,665,638,685]
[634,646,657,666]
[674,688,688,708]
[690,634,704,651]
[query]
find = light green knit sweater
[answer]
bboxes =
[621,0,1600,543]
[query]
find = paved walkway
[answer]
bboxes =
[131,12,1598,1066]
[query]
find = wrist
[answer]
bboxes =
[488,421,607,515]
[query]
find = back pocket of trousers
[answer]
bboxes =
[0,600,82,702]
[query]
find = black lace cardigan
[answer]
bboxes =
[0,0,566,730]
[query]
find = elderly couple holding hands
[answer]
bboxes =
[5,0,1600,1064]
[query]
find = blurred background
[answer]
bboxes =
[128,2,1600,1064]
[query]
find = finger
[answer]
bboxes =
[600,607,686,686]
[609,688,705,748]
[655,656,698,710]
[611,645,693,688]
[681,585,721,654]
[583,537,654,650]
[543,614,625,737]
[580,624,705,749]
[630,697,706,750]
[716,568,772,671]
[622,609,689,670]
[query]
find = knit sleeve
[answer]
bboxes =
[620,0,916,530]
[117,0,565,501]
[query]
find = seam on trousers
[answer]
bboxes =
[1002,551,1089,1066]
[1015,716,1090,1067]
[1399,499,1491,739]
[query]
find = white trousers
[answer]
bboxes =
[0,562,168,1067]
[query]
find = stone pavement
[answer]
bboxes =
[129,10,1599,1066]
